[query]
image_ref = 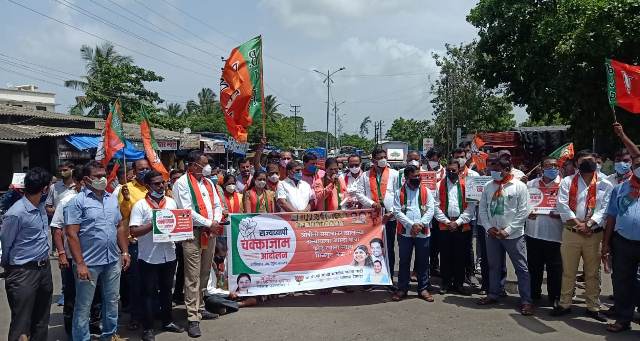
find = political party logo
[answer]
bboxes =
[154,210,177,234]
[236,215,296,274]
[528,187,544,208]
[622,70,634,95]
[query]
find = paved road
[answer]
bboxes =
[1,258,638,341]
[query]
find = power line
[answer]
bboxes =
[335,72,426,78]
[7,0,213,79]
[0,52,81,79]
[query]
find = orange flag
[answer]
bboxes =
[140,108,169,180]
[471,134,489,171]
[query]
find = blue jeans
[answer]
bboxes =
[73,261,121,341]
[398,235,430,292]
[486,235,531,304]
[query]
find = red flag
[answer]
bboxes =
[471,134,488,171]
[549,142,574,168]
[106,161,120,193]
[220,36,264,143]
[96,101,126,166]
[140,108,169,180]
[606,59,640,113]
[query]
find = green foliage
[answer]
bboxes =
[359,116,372,136]
[430,42,515,154]
[385,118,432,150]
[340,133,375,152]
[66,42,164,120]
[468,0,640,154]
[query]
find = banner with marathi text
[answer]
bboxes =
[227,209,391,296]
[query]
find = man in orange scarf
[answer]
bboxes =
[554,150,613,322]
[477,157,533,315]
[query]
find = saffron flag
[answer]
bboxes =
[470,134,489,171]
[606,59,640,113]
[96,100,126,166]
[549,142,574,167]
[220,36,264,143]
[140,108,169,180]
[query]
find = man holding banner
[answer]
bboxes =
[391,165,435,302]
[172,151,223,338]
[355,148,400,284]
[129,170,184,340]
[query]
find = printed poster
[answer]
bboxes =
[465,176,493,202]
[152,209,194,242]
[420,171,437,191]
[227,209,392,296]
[528,186,560,214]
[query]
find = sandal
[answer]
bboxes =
[477,297,498,306]
[520,303,534,316]
[606,322,630,333]
[391,291,407,301]
[419,290,434,302]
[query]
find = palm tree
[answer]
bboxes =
[163,103,182,117]
[65,42,133,117]
[197,88,217,115]
[359,116,372,136]
[263,95,283,122]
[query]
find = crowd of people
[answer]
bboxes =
[1,122,639,340]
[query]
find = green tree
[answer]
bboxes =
[430,42,515,154]
[385,118,433,150]
[468,0,640,154]
[340,133,374,152]
[65,42,164,120]
[163,103,183,117]
[359,116,372,136]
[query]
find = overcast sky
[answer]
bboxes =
[0,0,527,135]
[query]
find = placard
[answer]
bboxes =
[10,173,25,189]
[528,186,559,214]
[465,176,493,202]
[420,171,437,191]
[152,209,194,242]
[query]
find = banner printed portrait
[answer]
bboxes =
[227,209,392,296]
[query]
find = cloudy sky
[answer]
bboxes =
[0,0,526,135]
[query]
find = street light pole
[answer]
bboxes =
[333,100,345,150]
[314,67,345,152]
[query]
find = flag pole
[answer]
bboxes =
[260,35,266,139]
[611,105,618,123]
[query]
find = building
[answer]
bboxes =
[0,85,56,112]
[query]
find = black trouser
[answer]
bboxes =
[139,260,177,330]
[173,243,185,300]
[385,219,396,280]
[612,232,640,325]
[429,218,440,271]
[525,236,562,302]
[477,225,491,291]
[62,259,102,334]
[440,229,471,288]
[4,261,53,341]
[121,243,143,322]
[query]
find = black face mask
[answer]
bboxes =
[447,172,459,182]
[578,159,597,173]
[408,178,420,187]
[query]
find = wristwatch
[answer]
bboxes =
[585,220,594,229]
[121,252,130,257]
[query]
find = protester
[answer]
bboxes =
[434,159,476,296]
[1,167,53,341]
[477,157,533,316]
[65,160,131,340]
[400,150,422,185]
[425,148,445,181]
[607,148,633,185]
[167,168,185,198]
[235,158,252,192]
[278,150,294,180]
[45,161,76,258]
[602,154,640,333]
[553,150,613,321]
[315,158,347,211]
[391,165,435,302]
[356,148,400,285]
[172,151,224,338]
[277,161,315,212]
[266,163,281,192]
[243,170,275,213]
[342,154,363,209]
[525,157,563,307]
[301,152,325,192]
[222,174,243,214]
[129,170,184,340]
[168,168,186,304]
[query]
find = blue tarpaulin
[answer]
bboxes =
[65,135,145,160]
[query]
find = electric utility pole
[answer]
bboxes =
[290,104,300,147]
[314,67,346,151]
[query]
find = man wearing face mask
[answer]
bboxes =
[1,167,53,341]
[315,158,347,211]
[607,149,633,186]
[553,150,613,321]
[65,161,131,340]
[425,148,445,182]
[235,158,253,193]
[477,157,533,315]
[356,148,400,284]
[117,158,151,330]
[172,151,224,337]
[266,163,281,192]
[452,148,479,179]
[399,151,423,186]
[45,162,76,257]
[129,170,184,340]
[343,155,363,209]
[278,150,294,180]
[301,152,325,190]
[277,161,315,212]
[525,157,563,308]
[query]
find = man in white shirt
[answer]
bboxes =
[607,148,633,186]
[129,170,184,341]
[277,161,314,212]
[552,150,613,322]
[425,148,445,182]
[172,151,224,338]
[525,157,563,307]
[434,160,476,295]
[477,157,533,315]
[497,150,526,180]
[356,148,400,281]
[391,165,435,302]
[342,155,363,209]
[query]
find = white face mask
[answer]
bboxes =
[377,159,388,168]
[268,174,280,183]
[255,180,267,189]
[428,160,440,170]
[408,160,420,167]
[202,164,212,177]
[90,177,108,191]
[349,166,361,175]
[457,158,466,168]
[225,184,236,193]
